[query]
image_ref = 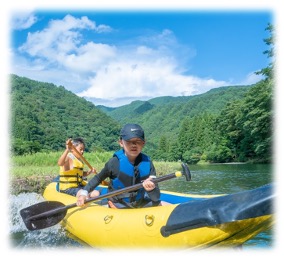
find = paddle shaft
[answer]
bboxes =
[27,171,182,221]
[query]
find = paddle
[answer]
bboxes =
[20,163,191,231]
[67,139,109,186]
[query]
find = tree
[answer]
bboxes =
[155,135,169,160]
[241,80,273,162]
[216,101,245,161]
[255,23,274,81]
[10,74,121,155]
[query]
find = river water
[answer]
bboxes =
[9,163,274,251]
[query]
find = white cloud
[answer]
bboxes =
[11,12,37,30]
[61,42,117,72]
[77,58,229,101]
[12,14,232,107]
[18,15,112,60]
[240,71,264,85]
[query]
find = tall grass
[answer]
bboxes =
[10,151,113,178]
[11,151,113,166]
[11,151,182,178]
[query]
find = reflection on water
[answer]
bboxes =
[159,163,272,195]
[10,163,274,249]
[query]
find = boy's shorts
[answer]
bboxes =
[61,187,83,196]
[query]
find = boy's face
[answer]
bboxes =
[119,137,145,160]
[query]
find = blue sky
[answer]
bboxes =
[10,10,272,107]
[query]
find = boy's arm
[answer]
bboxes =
[146,161,161,202]
[147,187,161,202]
[82,158,115,193]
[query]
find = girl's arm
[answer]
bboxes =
[58,139,72,171]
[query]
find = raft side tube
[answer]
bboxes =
[160,184,275,237]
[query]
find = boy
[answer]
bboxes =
[76,124,160,208]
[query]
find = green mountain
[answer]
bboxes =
[10,74,121,154]
[97,85,251,146]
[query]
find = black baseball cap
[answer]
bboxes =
[120,123,145,141]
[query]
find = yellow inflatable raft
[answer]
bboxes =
[42,182,274,249]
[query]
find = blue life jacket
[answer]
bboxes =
[110,149,151,203]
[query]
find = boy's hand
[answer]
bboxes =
[76,194,87,207]
[142,177,156,191]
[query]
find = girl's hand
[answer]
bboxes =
[87,167,96,176]
[66,138,72,151]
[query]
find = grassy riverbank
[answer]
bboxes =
[10,151,181,195]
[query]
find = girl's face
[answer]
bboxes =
[119,138,145,162]
[73,143,85,158]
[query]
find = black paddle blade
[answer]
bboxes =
[181,163,191,181]
[20,201,67,231]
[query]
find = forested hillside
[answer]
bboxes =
[10,74,273,163]
[98,85,251,144]
[96,80,272,164]
[10,74,121,154]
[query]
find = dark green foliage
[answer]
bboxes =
[99,86,251,147]
[10,75,121,155]
[172,78,273,164]
[255,23,274,81]
[134,101,155,114]
[241,80,273,161]
[217,79,272,163]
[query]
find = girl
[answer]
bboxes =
[58,138,100,198]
